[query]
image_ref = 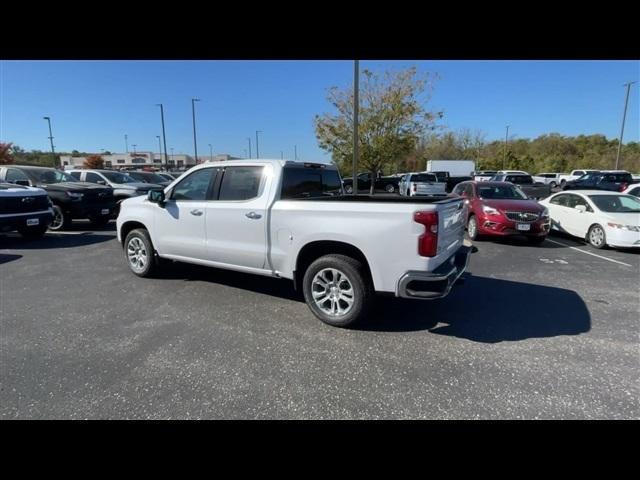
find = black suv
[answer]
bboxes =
[562,170,635,193]
[0,165,116,231]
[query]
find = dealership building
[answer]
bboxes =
[60,152,241,170]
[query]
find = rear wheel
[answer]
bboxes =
[549,181,557,189]
[345,185,353,194]
[587,224,607,249]
[124,228,158,277]
[48,205,71,231]
[385,184,395,193]
[302,254,373,328]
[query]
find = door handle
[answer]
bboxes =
[245,211,262,219]
[190,209,203,216]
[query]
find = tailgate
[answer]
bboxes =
[436,199,466,256]
[415,182,447,195]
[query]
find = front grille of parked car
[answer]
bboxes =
[505,211,539,222]
[0,195,50,215]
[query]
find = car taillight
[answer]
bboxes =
[412,184,416,192]
[619,182,628,192]
[414,211,438,257]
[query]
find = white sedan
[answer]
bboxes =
[539,190,640,249]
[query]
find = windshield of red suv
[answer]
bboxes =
[478,185,528,200]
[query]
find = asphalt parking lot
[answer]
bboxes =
[1,221,638,419]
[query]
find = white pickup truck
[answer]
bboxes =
[558,170,599,188]
[116,160,470,328]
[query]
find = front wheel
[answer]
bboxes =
[48,205,71,231]
[549,181,557,189]
[302,254,373,328]
[587,224,607,249]
[467,214,481,241]
[344,185,353,194]
[385,184,395,193]
[124,228,158,277]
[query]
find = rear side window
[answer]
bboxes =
[5,168,30,183]
[85,172,102,183]
[171,168,216,201]
[69,171,81,180]
[281,168,343,199]
[218,166,264,201]
[506,175,532,184]
[550,194,570,206]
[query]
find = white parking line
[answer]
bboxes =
[544,238,633,267]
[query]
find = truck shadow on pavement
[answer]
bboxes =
[0,254,23,265]
[0,232,115,250]
[360,275,591,342]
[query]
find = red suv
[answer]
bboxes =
[452,181,550,244]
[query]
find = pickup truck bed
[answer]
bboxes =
[117,160,470,328]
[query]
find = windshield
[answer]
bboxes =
[130,172,166,183]
[478,185,528,200]
[589,195,640,213]
[29,168,77,184]
[101,171,137,183]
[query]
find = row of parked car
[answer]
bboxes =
[0,165,181,237]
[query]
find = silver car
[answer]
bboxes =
[398,172,447,197]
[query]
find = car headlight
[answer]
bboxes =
[65,192,84,199]
[607,222,640,232]
[482,205,500,215]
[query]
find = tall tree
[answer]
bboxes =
[314,67,442,193]
[0,142,15,165]
[83,155,104,169]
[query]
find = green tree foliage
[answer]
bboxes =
[314,67,443,193]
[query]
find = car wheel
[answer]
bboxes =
[302,254,373,328]
[587,224,607,249]
[467,215,481,241]
[527,235,546,245]
[18,225,48,240]
[345,185,353,194]
[124,228,158,277]
[385,184,395,193]
[550,181,557,189]
[48,205,71,231]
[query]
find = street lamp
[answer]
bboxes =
[255,130,262,158]
[43,116,56,168]
[208,143,213,161]
[124,134,129,153]
[192,98,201,163]
[503,125,509,170]
[615,81,637,170]
[156,136,162,168]
[170,147,174,168]
[156,104,169,170]
[294,144,297,161]
[132,144,137,154]
[247,137,252,158]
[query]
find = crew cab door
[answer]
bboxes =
[153,167,217,259]
[204,165,269,269]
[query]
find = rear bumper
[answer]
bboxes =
[396,245,471,300]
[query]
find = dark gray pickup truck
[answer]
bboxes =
[490,174,551,199]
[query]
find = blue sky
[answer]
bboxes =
[1,60,638,161]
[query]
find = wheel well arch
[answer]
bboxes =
[293,241,373,291]
[585,222,604,241]
[120,221,148,246]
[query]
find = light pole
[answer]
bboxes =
[156,136,162,168]
[124,134,129,153]
[280,150,284,159]
[294,145,297,161]
[156,104,169,170]
[503,125,509,170]
[615,81,637,170]
[353,60,359,195]
[247,137,252,158]
[209,143,213,161]
[255,130,262,158]
[192,98,201,163]
[132,144,137,155]
[43,116,56,168]
[170,147,174,167]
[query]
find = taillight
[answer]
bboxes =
[414,211,438,257]
[412,184,416,192]
[619,182,628,192]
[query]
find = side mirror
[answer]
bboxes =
[147,189,166,207]
[97,180,107,185]
[15,180,30,186]
[575,204,587,213]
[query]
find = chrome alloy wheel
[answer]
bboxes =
[49,206,64,230]
[127,237,148,273]
[311,268,355,316]
[589,226,605,247]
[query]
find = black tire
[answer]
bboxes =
[467,214,481,241]
[587,224,607,249]
[123,228,158,277]
[385,184,395,193]
[48,204,72,231]
[526,235,546,245]
[345,185,353,194]
[549,181,557,189]
[18,225,48,240]
[302,254,373,328]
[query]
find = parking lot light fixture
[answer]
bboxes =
[616,81,637,170]
[43,116,56,167]
[255,130,262,158]
[192,98,201,163]
[156,104,169,169]
[247,137,252,158]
